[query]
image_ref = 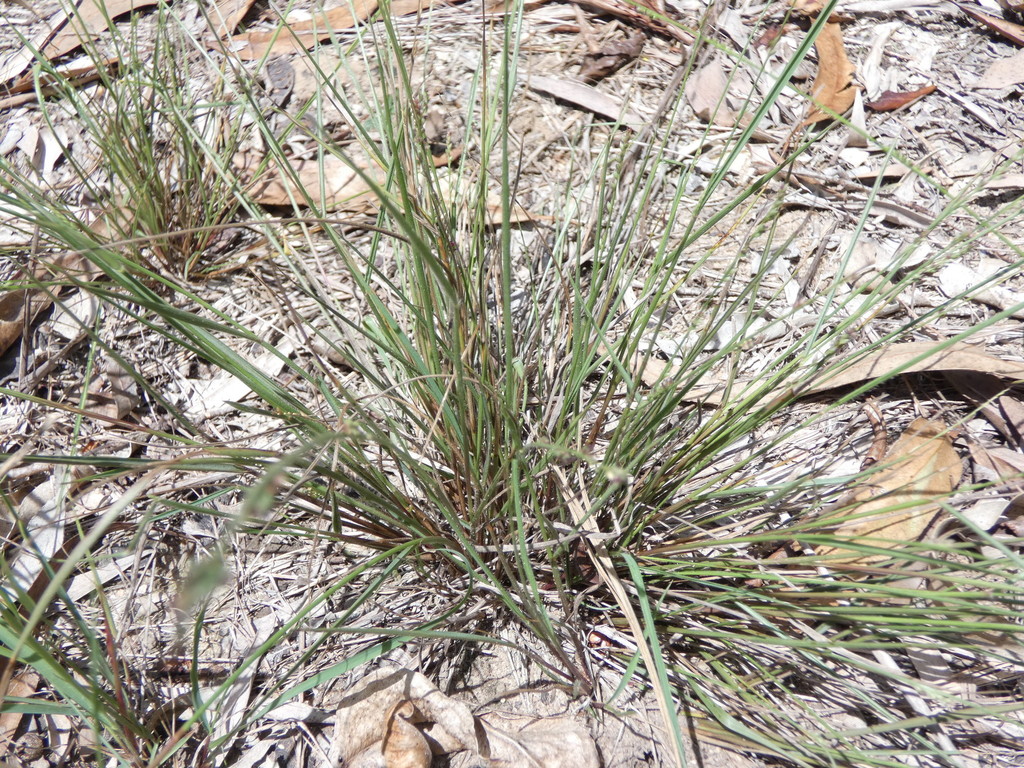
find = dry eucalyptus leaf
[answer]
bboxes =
[0,289,43,356]
[956,2,1024,46]
[864,84,935,112]
[816,418,961,565]
[225,0,462,59]
[85,358,139,421]
[382,701,431,768]
[681,341,1024,406]
[937,259,1024,319]
[0,672,39,751]
[803,21,857,125]
[226,0,378,59]
[804,341,1024,394]
[685,59,736,126]
[210,0,259,36]
[944,371,1024,448]
[976,49,1024,89]
[529,75,644,126]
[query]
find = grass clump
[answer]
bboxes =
[1,1,1023,766]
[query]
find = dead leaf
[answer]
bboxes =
[675,340,1024,406]
[685,58,740,127]
[0,0,157,83]
[224,0,463,59]
[969,441,1024,501]
[955,2,1024,46]
[975,48,1024,89]
[382,701,431,768]
[864,85,935,112]
[945,371,1024,448]
[579,31,645,83]
[0,289,40,356]
[816,418,961,565]
[937,259,1024,320]
[0,57,119,111]
[85,358,139,421]
[225,0,378,59]
[801,342,1024,392]
[239,152,379,211]
[803,21,857,125]
[997,0,1024,11]
[0,672,39,752]
[210,0,259,37]
[330,667,599,768]
[529,75,643,126]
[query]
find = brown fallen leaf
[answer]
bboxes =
[529,75,643,126]
[803,21,857,125]
[864,85,936,112]
[579,31,645,83]
[382,701,431,768]
[85,358,139,421]
[210,0,259,37]
[667,340,1024,406]
[0,671,39,753]
[815,418,962,566]
[0,57,119,111]
[956,2,1024,46]
[0,253,89,356]
[225,0,378,60]
[806,341,1024,394]
[238,152,379,211]
[997,0,1024,11]
[944,371,1024,448]
[685,58,741,127]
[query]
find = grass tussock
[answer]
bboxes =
[1,1,1023,766]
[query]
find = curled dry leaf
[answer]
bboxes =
[803,21,857,125]
[0,672,39,752]
[864,84,936,112]
[85,358,139,421]
[816,418,962,565]
[944,371,1024,448]
[330,667,599,768]
[210,0,259,37]
[382,701,431,768]
[685,58,743,128]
